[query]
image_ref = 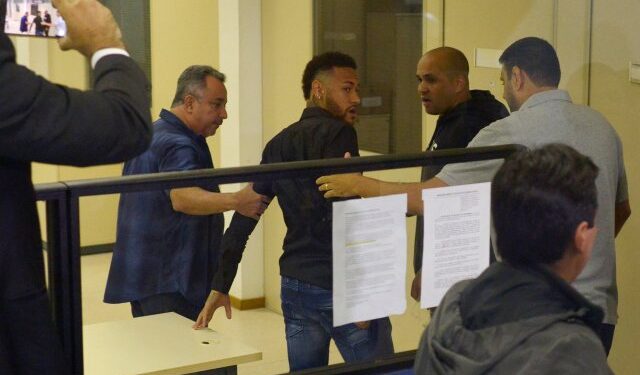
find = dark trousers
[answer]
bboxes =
[131,292,201,321]
[0,289,69,374]
[597,323,615,356]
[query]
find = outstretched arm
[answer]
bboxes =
[317,174,448,215]
[170,184,269,219]
[193,291,231,329]
[192,212,262,329]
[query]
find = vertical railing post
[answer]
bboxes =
[44,189,76,371]
[66,194,84,374]
[44,189,84,374]
[45,196,65,336]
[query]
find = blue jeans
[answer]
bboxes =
[280,276,394,371]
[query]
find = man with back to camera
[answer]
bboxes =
[104,65,269,321]
[317,37,630,354]
[410,46,508,301]
[192,52,395,371]
[414,144,612,374]
[0,0,153,373]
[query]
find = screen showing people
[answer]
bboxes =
[3,0,66,38]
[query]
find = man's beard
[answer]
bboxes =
[325,95,353,124]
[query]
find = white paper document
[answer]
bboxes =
[421,183,491,309]
[332,194,407,326]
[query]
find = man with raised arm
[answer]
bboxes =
[1,0,153,372]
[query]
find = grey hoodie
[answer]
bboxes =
[414,262,612,374]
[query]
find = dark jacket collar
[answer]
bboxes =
[300,106,340,122]
[438,90,508,125]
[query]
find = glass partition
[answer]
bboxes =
[20,0,640,373]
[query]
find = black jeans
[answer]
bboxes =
[597,323,615,356]
[131,292,201,321]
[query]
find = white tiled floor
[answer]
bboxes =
[80,253,429,374]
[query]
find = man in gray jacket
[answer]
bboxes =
[414,144,611,374]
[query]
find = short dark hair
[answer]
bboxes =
[301,52,357,100]
[171,65,226,107]
[499,37,561,87]
[492,144,598,266]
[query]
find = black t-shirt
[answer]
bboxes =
[212,107,359,292]
[414,90,508,272]
[33,16,43,32]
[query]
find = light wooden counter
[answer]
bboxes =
[83,312,261,374]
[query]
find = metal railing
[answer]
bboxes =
[34,144,523,374]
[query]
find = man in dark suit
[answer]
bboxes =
[0,0,152,373]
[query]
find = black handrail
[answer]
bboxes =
[33,144,524,374]
[36,144,521,198]
[33,182,68,200]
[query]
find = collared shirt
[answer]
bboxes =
[212,107,359,293]
[104,109,224,307]
[437,89,628,324]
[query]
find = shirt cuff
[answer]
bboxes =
[90,48,130,69]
